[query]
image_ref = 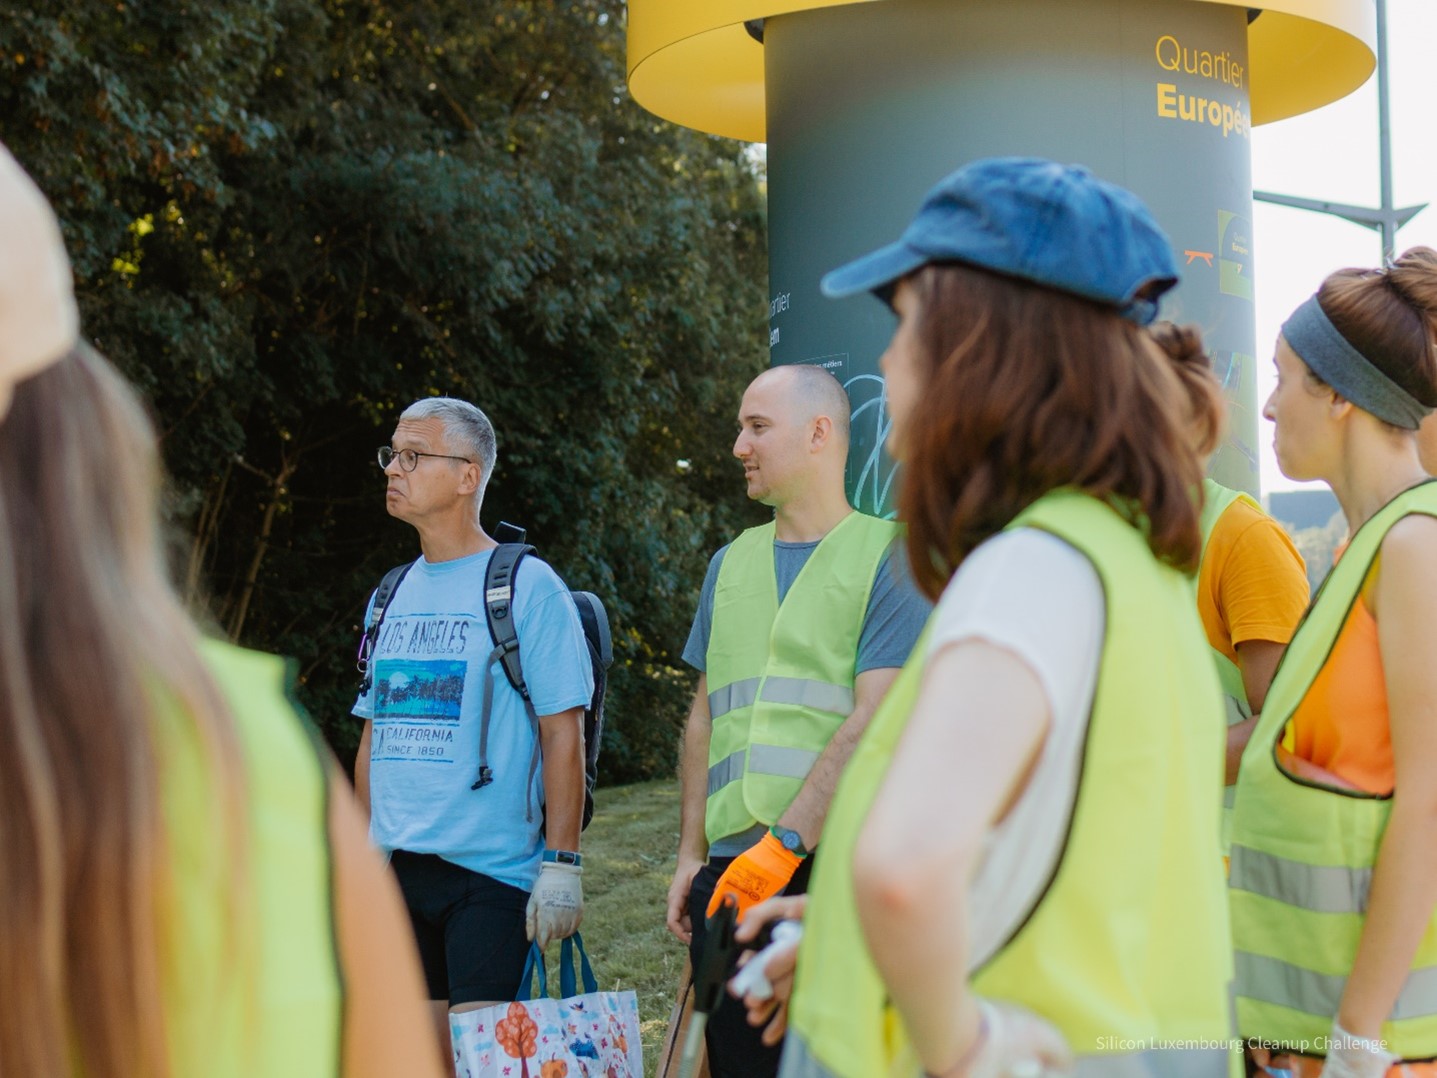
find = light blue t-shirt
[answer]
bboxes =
[353,549,593,890]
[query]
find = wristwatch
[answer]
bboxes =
[543,849,582,867]
[769,825,811,858]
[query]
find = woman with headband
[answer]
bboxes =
[1230,250,1437,1078]
[0,145,444,1077]
[741,158,1233,1078]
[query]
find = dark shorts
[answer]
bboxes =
[688,854,815,1078]
[390,850,531,1006]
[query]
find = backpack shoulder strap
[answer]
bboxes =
[483,542,535,698]
[374,561,415,620]
[569,591,613,668]
[357,560,416,695]
[474,543,538,797]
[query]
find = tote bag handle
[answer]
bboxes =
[515,932,600,1002]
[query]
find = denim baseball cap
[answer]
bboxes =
[821,157,1179,325]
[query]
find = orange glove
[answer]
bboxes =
[707,831,805,920]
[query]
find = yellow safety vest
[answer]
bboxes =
[1198,478,1261,854]
[1230,480,1437,1061]
[161,639,343,1077]
[705,511,898,843]
[785,490,1232,1078]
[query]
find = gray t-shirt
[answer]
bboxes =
[683,535,932,854]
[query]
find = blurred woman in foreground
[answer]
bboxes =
[0,143,443,1078]
[1231,251,1437,1078]
[754,158,1233,1078]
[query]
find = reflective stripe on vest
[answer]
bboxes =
[704,512,898,843]
[707,750,745,796]
[711,676,856,721]
[1230,480,1437,1059]
[788,490,1233,1078]
[749,743,822,780]
[708,745,824,797]
[709,677,760,720]
[1235,951,1437,1023]
[762,676,856,715]
[1230,845,1370,915]
[781,1033,1229,1078]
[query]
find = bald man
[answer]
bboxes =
[665,365,930,1077]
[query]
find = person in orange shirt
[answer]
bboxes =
[1151,323,1309,836]
[1200,494,1308,767]
[1231,249,1437,1078]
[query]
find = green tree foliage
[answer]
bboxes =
[1290,510,1344,594]
[1,0,769,781]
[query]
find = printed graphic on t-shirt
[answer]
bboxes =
[375,611,475,657]
[371,656,467,764]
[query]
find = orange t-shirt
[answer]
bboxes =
[1197,497,1309,664]
[1282,552,1394,796]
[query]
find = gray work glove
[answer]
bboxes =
[525,861,583,949]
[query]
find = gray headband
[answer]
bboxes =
[1281,295,1433,430]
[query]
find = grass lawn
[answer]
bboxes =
[570,778,687,1077]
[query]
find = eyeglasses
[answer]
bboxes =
[377,446,474,472]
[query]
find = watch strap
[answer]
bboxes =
[769,825,810,858]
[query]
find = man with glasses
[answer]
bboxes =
[352,396,593,1055]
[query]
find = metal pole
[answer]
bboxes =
[1376,0,1396,261]
[1255,0,1426,261]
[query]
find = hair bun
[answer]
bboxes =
[1148,321,1224,459]
[1386,246,1437,320]
[1148,321,1209,368]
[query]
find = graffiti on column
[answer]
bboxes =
[1211,349,1259,474]
[843,372,898,520]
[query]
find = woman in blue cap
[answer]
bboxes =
[1230,251,1437,1078]
[734,157,1233,1078]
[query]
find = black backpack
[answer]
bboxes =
[356,524,612,830]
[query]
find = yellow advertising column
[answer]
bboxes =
[629,0,1373,508]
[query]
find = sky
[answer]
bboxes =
[1250,0,1437,493]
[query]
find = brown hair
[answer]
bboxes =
[1317,246,1437,409]
[0,345,244,1077]
[1148,321,1226,458]
[898,264,1212,601]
